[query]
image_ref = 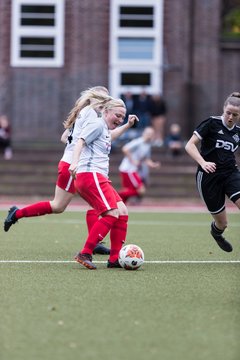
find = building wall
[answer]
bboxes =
[0,0,239,142]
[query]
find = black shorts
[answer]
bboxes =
[196,169,240,214]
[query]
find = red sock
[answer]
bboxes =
[81,215,117,255]
[86,209,99,233]
[15,201,52,219]
[109,215,128,262]
[119,189,138,203]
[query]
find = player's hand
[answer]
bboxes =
[201,161,216,173]
[127,114,139,127]
[152,161,161,168]
[68,163,77,179]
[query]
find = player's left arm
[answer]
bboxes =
[61,129,69,144]
[145,158,161,169]
[111,114,139,141]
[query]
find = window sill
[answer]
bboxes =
[220,40,240,50]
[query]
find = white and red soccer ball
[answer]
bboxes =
[118,244,144,270]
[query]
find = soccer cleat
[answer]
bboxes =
[107,259,122,268]
[210,222,233,252]
[74,253,97,270]
[93,242,110,255]
[4,206,19,232]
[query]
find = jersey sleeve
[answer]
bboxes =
[194,118,211,140]
[79,120,104,145]
[74,107,98,137]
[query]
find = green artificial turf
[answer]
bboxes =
[0,210,239,360]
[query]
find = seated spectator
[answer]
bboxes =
[165,123,184,156]
[0,115,13,160]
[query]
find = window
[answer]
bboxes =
[11,0,65,67]
[109,0,164,97]
[121,72,151,86]
[118,38,154,59]
[119,6,154,28]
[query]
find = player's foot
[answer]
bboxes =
[4,206,19,232]
[210,222,233,252]
[107,259,122,268]
[93,242,110,255]
[74,253,97,270]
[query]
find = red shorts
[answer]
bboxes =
[75,172,122,215]
[56,161,76,194]
[120,171,143,190]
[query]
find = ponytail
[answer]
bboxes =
[63,86,109,129]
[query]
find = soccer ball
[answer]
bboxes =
[118,244,144,270]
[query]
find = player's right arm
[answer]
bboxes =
[185,134,216,173]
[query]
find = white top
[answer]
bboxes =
[61,106,99,164]
[119,137,151,172]
[76,117,111,178]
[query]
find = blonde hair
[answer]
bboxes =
[102,98,126,112]
[63,86,110,129]
[224,92,240,108]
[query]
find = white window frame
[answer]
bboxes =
[11,0,65,67]
[109,0,164,97]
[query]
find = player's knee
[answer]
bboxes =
[119,205,128,216]
[105,208,119,218]
[51,203,66,213]
[118,201,128,216]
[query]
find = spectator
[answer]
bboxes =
[121,91,135,118]
[149,94,168,146]
[113,91,139,146]
[0,115,13,160]
[134,89,151,130]
[165,123,184,156]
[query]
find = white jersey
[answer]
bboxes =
[61,106,99,164]
[119,137,151,172]
[76,117,111,178]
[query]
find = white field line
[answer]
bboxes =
[0,206,239,213]
[1,218,240,227]
[0,260,239,264]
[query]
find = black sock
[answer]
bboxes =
[212,222,224,235]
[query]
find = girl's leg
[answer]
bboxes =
[211,209,228,230]
[86,208,99,232]
[50,186,74,213]
[234,198,240,210]
[118,172,144,203]
[4,186,73,232]
[108,201,128,265]
[16,186,73,218]
[86,208,110,255]
[75,212,118,269]
[80,213,118,254]
[210,209,232,252]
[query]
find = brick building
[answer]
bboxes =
[0,0,239,143]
